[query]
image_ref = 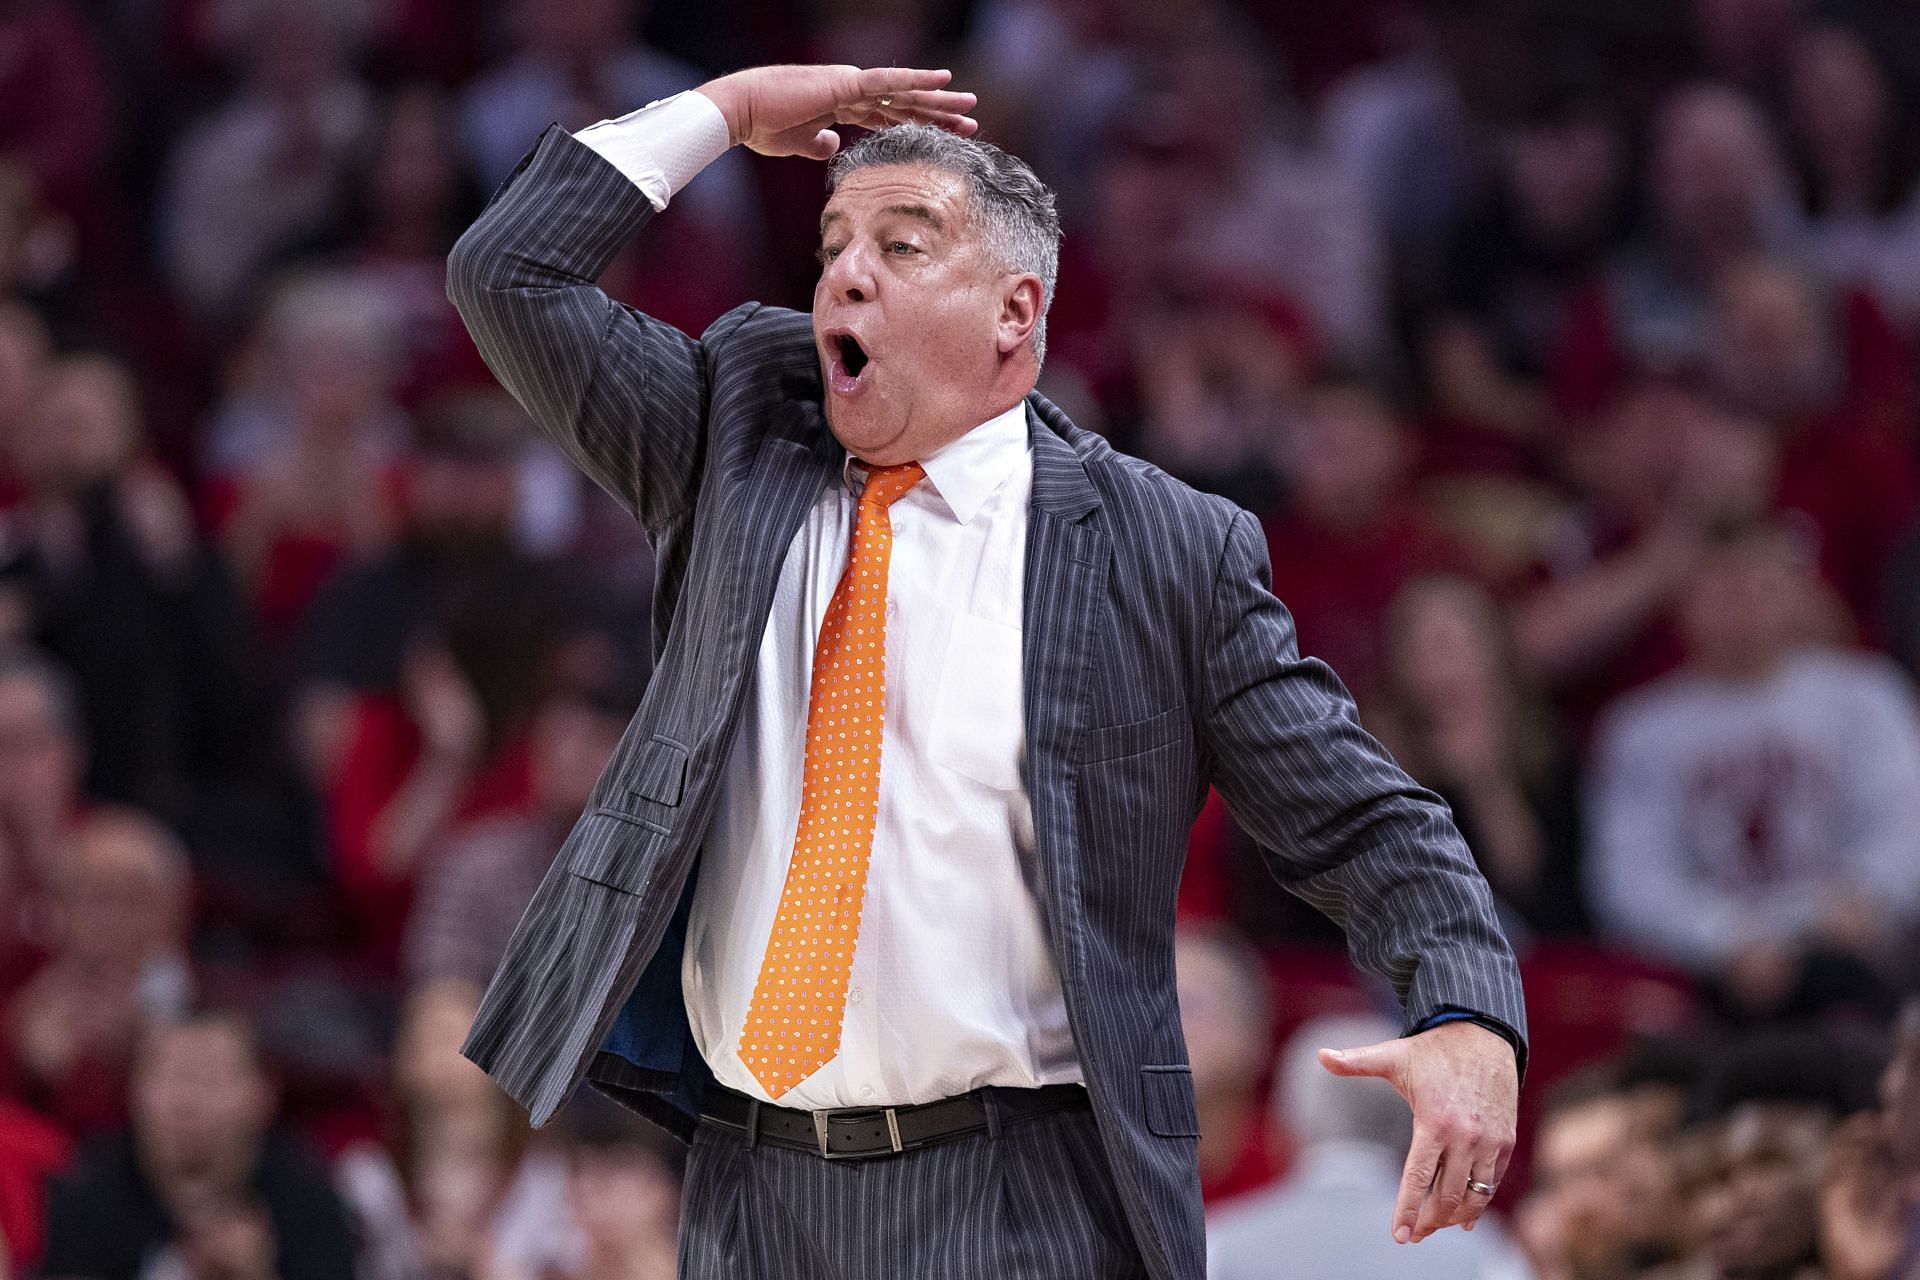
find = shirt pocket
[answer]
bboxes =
[930,611,1024,792]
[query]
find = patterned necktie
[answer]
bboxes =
[737,460,925,1099]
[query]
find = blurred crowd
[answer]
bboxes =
[0,0,1913,1274]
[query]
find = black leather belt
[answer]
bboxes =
[698,1081,1090,1160]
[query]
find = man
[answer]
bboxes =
[40,1010,356,1280]
[1208,1013,1530,1280]
[1585,519,1920,1019]
[447,63,1525,1279]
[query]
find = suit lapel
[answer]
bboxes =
[1022,397,1109,923]
[715,397,838,700]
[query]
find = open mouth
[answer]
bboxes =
[827,331,873,397]
[838,333,869,376]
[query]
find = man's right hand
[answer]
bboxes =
[696,65,977,161]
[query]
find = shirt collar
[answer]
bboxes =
[840,400,1029,526]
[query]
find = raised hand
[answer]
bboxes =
[1319,1020,1519,1243]
[695,64,978,161]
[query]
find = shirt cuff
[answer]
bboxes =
[1410,1007,1528,1082]
[573,89,731,211]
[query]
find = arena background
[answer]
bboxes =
[0,0,1916,1274]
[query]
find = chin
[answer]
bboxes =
[823,401,910,464]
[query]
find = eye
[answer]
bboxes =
[816,244,842,266]
[888,241,917,255]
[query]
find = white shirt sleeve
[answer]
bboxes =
[572,89,731,212]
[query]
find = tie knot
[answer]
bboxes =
[858,461,924,510]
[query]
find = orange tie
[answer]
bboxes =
[737,460,925,1098]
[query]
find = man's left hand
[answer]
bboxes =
[1318,1021,1518,1243]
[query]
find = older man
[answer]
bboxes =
[447,63,1525,1279]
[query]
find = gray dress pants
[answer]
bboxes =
[676,1106,1152,1279]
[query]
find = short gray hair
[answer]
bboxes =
[1276,1013,1415,1155]
[828,124,1061,364]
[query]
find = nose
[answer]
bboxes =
[821,240,874,305]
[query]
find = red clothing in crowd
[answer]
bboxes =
[324,694,533,974]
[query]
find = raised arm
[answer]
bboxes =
[444,66,976,533]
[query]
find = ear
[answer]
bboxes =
[996,274,1045,357]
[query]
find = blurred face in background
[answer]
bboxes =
[405,448,518,549]
[1651,87,1785,256]
[1680,528,1807,678]
[0,671,81,837]
[1710,262,1838,419]
[1385,577,1507,716]
[1506,110,1628,246]
[15,357,141,494]
[394,981,498,1114]
[1174,929,1271,1104]
[1528,1093,1681,1280]
[133,1019,274,1183]
[1689,1106,1829,1278]
[568,1143,679,1255]
[371,87,462,236]
[1284,384,1408,530]
[1786,26,1890,168]
[56,811,189,971]
[529,697,626,814]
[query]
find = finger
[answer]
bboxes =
[797,128,842,161]
[1459,1149,1502,1233]
[874,88,979,116]
[1393,1124,1443,1245]
[852,66,954,101]
[1414,1140,1471,1242]
[1319,1040,1404,1083]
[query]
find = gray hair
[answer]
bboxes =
[827,124,1062,365]
[1275,1013,1415,1155]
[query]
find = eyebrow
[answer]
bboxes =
[818,203,947,235]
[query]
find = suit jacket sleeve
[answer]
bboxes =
[445,122,758,534]
[1197,509,1529,1053]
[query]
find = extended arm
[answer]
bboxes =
[1198,509,1523,1242]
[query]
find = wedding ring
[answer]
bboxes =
[1465,1178,1498,1196]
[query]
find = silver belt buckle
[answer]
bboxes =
[813,1106,905,1159]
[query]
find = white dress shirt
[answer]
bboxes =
[574,98,1082,1108]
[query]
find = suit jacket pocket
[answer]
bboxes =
[1140,1064,1200,1138]
[625,735,690,808]
[1078,705,1189,765]
[563,809,666,895]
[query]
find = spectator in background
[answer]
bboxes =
[3,353,260,825]
[1116,280,1308,515]
[1512,375,1772,735]
[283,85,495,413]
[0,650,89,971]
[1426,82,1632,472]
[1208,1012,1530,1279]
[1585,520,1920,1022]
[1264,377,1468,708]
[1554,85,1803,417]
[1,808,193,1140]
[1375,575,1581,934]
[1665,1103,1835,1280]
[1813,998,1920,1280]
[457,0,759,331]
[294,396,576,971]
[40,1009,356,1280]
[405,668,633,989]
[1687,0,1806,103]
[1785,24,1920,330]
[1159,26,1390,371]
[1705,258,1919,633]
[0,0,110,237]
[1176,925,1280,1206]
[0,293,53,509]
[547,1092,681,1280]
[204,271,409,651]
[1516,1068,1690,1280]
[158,0,375,332]
[335,980,573,1280]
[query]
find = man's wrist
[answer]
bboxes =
[1411,1008,1527,1081]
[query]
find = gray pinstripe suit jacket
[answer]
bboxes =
[445,123,1527,1280]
